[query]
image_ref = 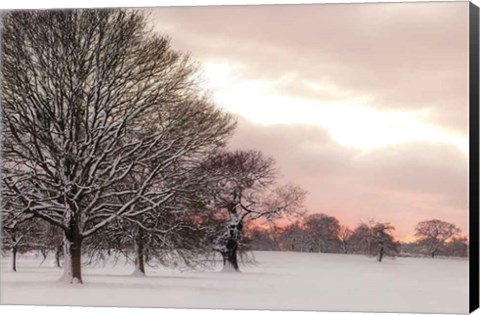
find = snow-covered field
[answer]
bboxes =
[0,251,468,314]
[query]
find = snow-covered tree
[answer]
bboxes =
[202,150,305,272]
[43,224,65,268]
[348,223,372,254]
[1,215,32,272]
[303,213,341,253]
[414,219,461,258]
[1,9,234,283]
[277,222,308,252]
[94,191,218,276]
[349,219,398,261]
[371,222,397,262]
[1,204,58,271]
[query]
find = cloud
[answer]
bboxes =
[228,118,468,239]
[146,2,469,133]
[143,3,470,239]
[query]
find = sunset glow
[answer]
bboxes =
[147,2,469,240]
[203,61,468,155]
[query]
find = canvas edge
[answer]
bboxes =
[469,1,480,314]
[0,2,476,314]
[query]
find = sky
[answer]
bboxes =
[145,2,470,241]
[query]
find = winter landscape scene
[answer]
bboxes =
[0,2,471,314]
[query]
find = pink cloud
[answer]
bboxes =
[143,2,470,240]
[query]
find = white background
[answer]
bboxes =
[0,1,478,315]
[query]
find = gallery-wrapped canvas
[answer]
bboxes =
[0,1,479,314]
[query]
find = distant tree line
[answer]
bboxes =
[244,216,468,261]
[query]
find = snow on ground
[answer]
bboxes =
[0,251,468,314]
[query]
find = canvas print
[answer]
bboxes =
[0,1,478,314]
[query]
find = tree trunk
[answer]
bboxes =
[55,244,62,268]
[40,248,47,261]
[222,238,240,272]
[342,242,348,254]
[133,231,146,276]
[11,246,17,272]
[61,230,83,284]
[377,238,384,262]
[378,246,384,262]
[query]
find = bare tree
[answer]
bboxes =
[303,213,340,253]
[203,150,305,272]
[1,9,234,283]
[1,215,32,272]
[44,224,65,268]
[1,208,55,271]
[349,223,373,255]
[371,222,397,262]
[350,219,398,261]
[94,192,218,276]
[414,219,461,258]
[83,156,222,276]
[277,222,308,252]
